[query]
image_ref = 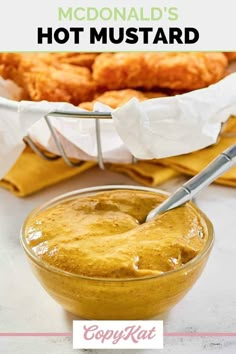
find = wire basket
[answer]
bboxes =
[2,99,138,169]
[1,98,236,170]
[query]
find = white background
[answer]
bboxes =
[0,0,235,51]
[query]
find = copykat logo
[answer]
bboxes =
[73,321,163,349]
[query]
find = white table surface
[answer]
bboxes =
[0,166,236,354]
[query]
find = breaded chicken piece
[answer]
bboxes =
[79,89,146,110]
[224,52,236,62]
[143,91,168,99]
[0,53,97,104]
[79,89,166,111]
[46,53,98,68]
[0,53,27,88]
[24,62,96,104]
[93,52,227,91]
[25,53,98,68]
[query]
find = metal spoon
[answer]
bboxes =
[146,144,236,222]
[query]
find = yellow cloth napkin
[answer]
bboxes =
[0,147,179,197]
[1,117,235,197]
[0,147,96,197]
[109,161,179,186]
[157,117,236,187]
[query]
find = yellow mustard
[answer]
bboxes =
[25,190,208,279]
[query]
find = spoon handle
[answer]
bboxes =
[146,144,236,222]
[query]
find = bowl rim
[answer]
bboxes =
[20,185,214,283]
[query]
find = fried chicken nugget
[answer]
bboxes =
[143,91,168,99]
[79,89,166,111]
[79,89,146,110]
[25,53,98,69]
[93,52,228,91]
[0,53,27,88]
[45,53,98,68]
[224,52,236,62]
[24,62,97,104]
[0,53,97,104]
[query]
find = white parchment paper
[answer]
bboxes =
[1,74,236,178]
[112,74,236,158]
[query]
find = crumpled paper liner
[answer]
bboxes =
[112,74,236,158]
[1,74,236,180]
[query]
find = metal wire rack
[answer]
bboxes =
[2,99,137,169]
[1,98,236,170]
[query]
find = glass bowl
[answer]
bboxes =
[20,185,214,320]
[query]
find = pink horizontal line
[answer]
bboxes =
[0,333,72,337]
[165,333,236,337]
[0,332,236,337]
